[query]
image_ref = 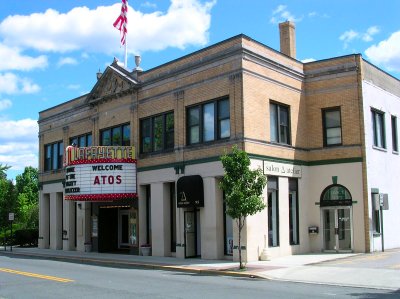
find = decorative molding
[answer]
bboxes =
[229,72,242,82]
[174,90,185,100]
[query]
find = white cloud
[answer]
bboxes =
[340,26,380,49]
[57,57,78,67]
[340,30,359,43]
[141,1,157,9]
[362,26,380,42]
[302,58,316,63]
[0,72,40,94]
[270,4,302,24]
[0,43,48,71]
[0,118,38,170]
[365,31,400,72]
[0,99,12,111]
[67,84,80,90]
[0,0,216,55]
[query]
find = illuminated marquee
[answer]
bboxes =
[64,146,137,201]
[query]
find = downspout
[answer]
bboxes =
[355,54,370,253]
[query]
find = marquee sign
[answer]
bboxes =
[64,146,137,201]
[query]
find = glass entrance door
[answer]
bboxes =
[118,209,137,249]
[184,211,196,258]
[322,208,352,252]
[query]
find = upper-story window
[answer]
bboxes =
[323,108,342,146]
[270,102,290,145]
[44,141,63,171]
[70,133,92,147]
[372,109,385,149]
[140,112,174,153]
[187,97,230,145]
[100,124,130,146]
[391,115,398,153]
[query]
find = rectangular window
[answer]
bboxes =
[323,108,342,146]
[146,185,152,244]
[44,141,63,171]
[44,145,52,171]
[223,194,233,255]
[170,183,176,253]
[70,133,92,147]
[268,176,279,247]
[392,115,398,152]
[289,178,299,245]
[372,109,386,149]
[100,124,130,146]
[187,97,230,145]
[140,112,174,153]
[141,118,151,153]
[270,102,290,145]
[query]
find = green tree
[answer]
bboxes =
[15,167,39,228]
[219,146,267,269]
[0,164,11,180]
[0,178,17,230]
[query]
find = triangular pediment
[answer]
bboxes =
[86,61,139,106]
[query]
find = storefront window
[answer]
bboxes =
[223,193,233,255]
[268,176,279,247]
[289,178,299,245]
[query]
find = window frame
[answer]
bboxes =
[391,115,398,153]
[322,107,342,147]
[289,178,299,246]
[268,176,280,247]
[186,97,230,145]
[139,111,174,154]
[371,109,386,149]
[44,141,64,171]
[270,101,291,145]
[70,133,92,148]
[100,123,130,146]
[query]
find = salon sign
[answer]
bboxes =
[64,145,137,201]
[263,161,302,178]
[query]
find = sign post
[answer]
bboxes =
[8,213,14,252]
[378,193,388,252]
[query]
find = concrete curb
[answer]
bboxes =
[0,251,265,280]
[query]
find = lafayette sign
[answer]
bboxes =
[64,146,137,201]
[263,161,302,178]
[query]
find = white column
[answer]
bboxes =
[62,199,76,250]
[150,183,170,256]
[49,192,63,250]
[138,185,148,246]
[201,177,224,259]
[243,185,269,262]
[39,192,50,249]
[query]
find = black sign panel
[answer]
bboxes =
[177,175,204,208]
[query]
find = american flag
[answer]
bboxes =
[113,0,128,45]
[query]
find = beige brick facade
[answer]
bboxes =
[38,31,400,260]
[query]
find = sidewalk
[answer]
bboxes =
[0,247,399,290]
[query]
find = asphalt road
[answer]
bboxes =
[0,255,399,299]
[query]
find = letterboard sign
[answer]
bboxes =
[64,146,137,201]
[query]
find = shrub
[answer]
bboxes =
[14,228,38,247]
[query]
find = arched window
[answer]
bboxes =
[320,184,352,207]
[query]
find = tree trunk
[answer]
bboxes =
[238,217,245,269]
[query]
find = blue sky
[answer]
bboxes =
[0,0,399,180]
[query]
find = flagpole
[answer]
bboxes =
[124,38,128,68]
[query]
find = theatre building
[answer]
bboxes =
[38,22,400,261]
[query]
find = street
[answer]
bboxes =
[0,255,399,299]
